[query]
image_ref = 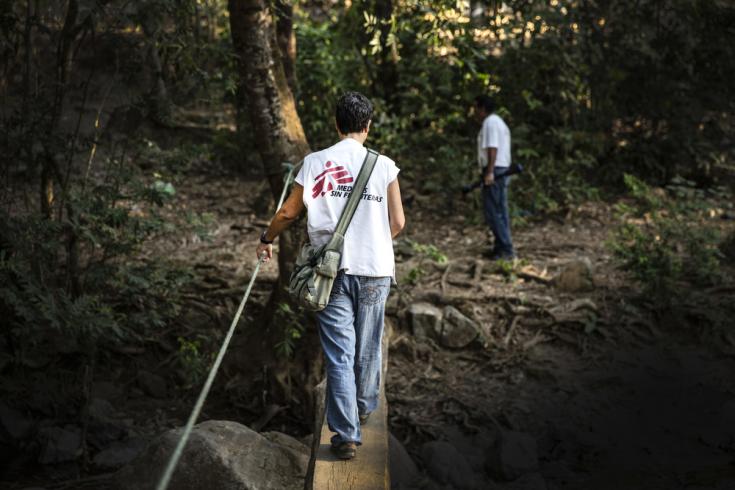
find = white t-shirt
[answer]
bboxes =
[477,113,511,170]
[294,137,400,278]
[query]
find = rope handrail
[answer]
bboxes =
[154,161,301,490]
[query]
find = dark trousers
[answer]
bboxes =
[482,167,514,257]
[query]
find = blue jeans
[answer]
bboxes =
[482,167,514,257]
[316,271,391,445]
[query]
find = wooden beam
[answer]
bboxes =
[307,320,392,490]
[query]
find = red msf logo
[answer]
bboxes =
[312,161,353,199]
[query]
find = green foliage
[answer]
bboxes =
[0,147,193,363]
[608,174,725,304]
[401,240,447,285]
[295,0,734,214]
[403,266,425,286]
[137,138,215,176]
[177,336,213,387]
[410,241,448,264]
[127,0,236,105]
[185,211,217,242]
[0,0,236,374]
[294,12,368,149]
[274,303,305,359]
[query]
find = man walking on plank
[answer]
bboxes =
[474,95,516,260]
[256,91,405,460]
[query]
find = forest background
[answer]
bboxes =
[1,0,734,487]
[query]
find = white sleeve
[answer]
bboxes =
[384,157,400,184]
[480,118,500,149]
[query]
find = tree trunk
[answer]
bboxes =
[229,0,309,271]
[140,11,172,126]
[275,0,297,94]
[228,0,320,418]
[42,0,80,218]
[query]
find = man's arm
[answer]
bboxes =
[484,147,497,186]
[255,184,305,261]
[387,178,405,238]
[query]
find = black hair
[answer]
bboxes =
[335,91,373,134]
[474,94,496,114]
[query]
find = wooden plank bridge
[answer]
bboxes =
[306,323,391,490]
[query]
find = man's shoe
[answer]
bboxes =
[359,413,370,425]
[330,441,357,460]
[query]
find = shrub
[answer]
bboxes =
[609,174,725,304]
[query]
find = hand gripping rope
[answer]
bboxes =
[155,162,301,490]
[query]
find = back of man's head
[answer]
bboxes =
[336,91,373,134]
[474,95,496,114]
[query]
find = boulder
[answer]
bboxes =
[116,420,308,490]
[487,430,539,481]
[440,306,481,349]
[408,303,443,340]
[420,440,481,490]
[93,438,146,470]
[553,258,594,292]
[390,432,421,489]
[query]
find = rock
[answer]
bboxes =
[137,371,167,399]
[85,398,127,453]
[87,419,127,451]
[408,303,443,340]
[420,440,481,490]
[386,292,400,316]
[394,238,416,258]
[390,432,421,489]
[261,431,309,458]
[0,402,34,442]
[487,431,539,481]
[440,306,481,349]
[298,433,313,449]
[116,420,308,490]
[38,426,82,464]
[553,258,594,292]
[548,299,598,329]
[93,438,146,470]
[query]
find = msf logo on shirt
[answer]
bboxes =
[312,161,353,199]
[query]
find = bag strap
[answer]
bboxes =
[325,148,379,251]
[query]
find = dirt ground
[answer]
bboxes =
[3,129,734,489]
[123,157,735,489]
[386,201,735,489]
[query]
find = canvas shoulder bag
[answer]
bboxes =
[288,148,379,311]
